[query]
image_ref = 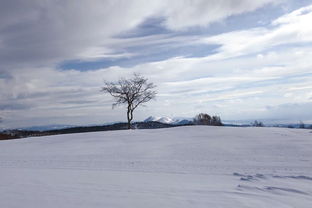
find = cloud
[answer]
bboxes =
[0,0,277,71]
[0,0,160,70]
[1,1,312,128]
[264,102,312,122]
[0,103,30,111]
[162,0,277,30]
[200,4,312,60]
[2,41,311,128]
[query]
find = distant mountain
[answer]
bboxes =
[175,119,193,125]
[20,124,78,131]
[223,119,312,128]
[144,116,173,124]
[144,116,192,125]
[0,121,175,140]
[12,117,193,132]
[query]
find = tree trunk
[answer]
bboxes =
[129,109,134,129]
[127,103,135,129]
[127,105,131,129]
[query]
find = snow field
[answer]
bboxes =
[0,126,311,207]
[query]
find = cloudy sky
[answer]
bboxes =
[1,0,312,129]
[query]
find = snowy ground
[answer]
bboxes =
[0,126,312,208]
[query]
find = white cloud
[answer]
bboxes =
[0,0,277,71]
[200,4,312,60]
[1,1,312,128]
[0,0,161,69]
[2,41,312,128]
[162,0,277,30]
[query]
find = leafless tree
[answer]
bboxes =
[102,73,157,129]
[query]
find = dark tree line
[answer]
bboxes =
[252,120,264,127]
[193,113,223,126]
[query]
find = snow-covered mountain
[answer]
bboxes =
[144,116,192,125]
[144,116,174,124]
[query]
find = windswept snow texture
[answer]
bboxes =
[0,126,312,207]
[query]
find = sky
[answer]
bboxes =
[1,0,312,129]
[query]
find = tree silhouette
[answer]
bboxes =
[102,73,157,129]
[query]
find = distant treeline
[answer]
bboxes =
[193,113,223,126]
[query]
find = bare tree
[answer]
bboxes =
[102,73,157,129]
